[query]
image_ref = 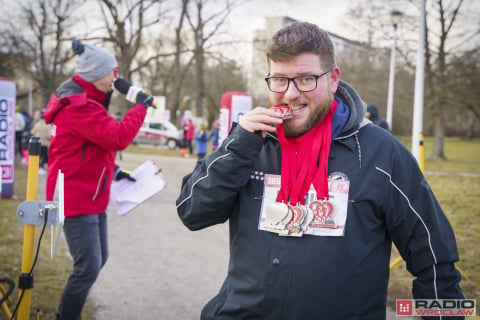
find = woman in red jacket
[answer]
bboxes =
[44,39,153,320]
[185,119,195,157]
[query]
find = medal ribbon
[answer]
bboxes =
[276,100,338,205]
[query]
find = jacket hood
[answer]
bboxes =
[335,80,367,134]
[56,77,84,98]
[44,78,86,124]
[44,76,110,124]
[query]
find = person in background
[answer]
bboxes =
[176,22,465,319]
[19,110,34,166]
[115,111,123,160]
[179,122,188,157]
[186,119,195,157]
[30,109,51,174]
[210,119,220,151]
[44,39,154,320]
[20,108,31,127]
[195,124,210,160]
[15,105,26,158]
[365,104,389,131]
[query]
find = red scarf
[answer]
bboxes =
[276,100,338,205]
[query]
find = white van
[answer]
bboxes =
[133,120,180,149]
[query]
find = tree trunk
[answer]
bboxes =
[170,0,189,126]
[194,49,205,118]
[431,106,445,159]
[466,110,475,139]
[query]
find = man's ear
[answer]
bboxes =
[330,66,340,93]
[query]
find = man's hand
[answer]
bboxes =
[239,107,283,137]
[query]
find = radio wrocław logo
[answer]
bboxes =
[396,299,476,317]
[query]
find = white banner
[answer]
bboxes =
[0,79,16,198]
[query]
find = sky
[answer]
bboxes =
[217,0,352,68]
[227,0,351,39]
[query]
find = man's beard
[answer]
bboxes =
[283,92,334,137]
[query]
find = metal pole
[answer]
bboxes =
[17,137,40,320]
[386,24,397,131]
[412,0,426,169]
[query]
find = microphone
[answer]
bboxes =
[114,78,142,104]
[114,78,156,108]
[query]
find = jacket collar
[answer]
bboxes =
[73,74,108,105]
[334,80,367,135]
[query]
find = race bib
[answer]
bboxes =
[259,174,350,237]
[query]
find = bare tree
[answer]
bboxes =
[344,0,480,149]
[131,0,196,125]
[423,0,474,159]
[1,0,83,109]
[170,0,193,125]
[449,50,480,139]
[96,0,162,78]
[185,0,249,118]
[203,58,248,127]
[87,0,168,113]
[343,0,418,134]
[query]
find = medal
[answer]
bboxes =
[300,205,314,233]
[282,204,304,236]
[308,199,337,229]
[273,104,293,119]
[259,174,350,237]
[265,202,290,230]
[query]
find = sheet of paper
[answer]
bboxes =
[110,160,166,215]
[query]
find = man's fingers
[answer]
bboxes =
[239,107,283,133]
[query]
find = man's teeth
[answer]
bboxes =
[290,104,305,111]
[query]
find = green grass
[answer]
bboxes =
[388,137,480,314]
[398,136,480,173]
[0,163,84,320]
[1,138,479,318]
[124,144,180,157]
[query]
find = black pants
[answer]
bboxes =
[187,139,193,155]
[39,145,48,167]
[15,131,23,156]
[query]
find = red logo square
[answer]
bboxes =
[396,299,413,316]
[1,165,13,179]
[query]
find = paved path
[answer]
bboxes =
[90,152,229,320]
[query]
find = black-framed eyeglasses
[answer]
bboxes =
[264,69,331,93]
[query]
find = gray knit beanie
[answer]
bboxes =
[72,39,118,82]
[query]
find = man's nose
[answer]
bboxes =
[284,80,300,99]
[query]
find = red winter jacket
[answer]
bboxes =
[44,75,146,218]
[186,122,195,140]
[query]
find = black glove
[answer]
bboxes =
[136,91,155,109]
[114,167,136,182]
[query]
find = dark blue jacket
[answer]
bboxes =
[367,104,390,131]
[176,81,464,320]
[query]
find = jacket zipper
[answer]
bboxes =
[81,142,88,162]
[92,167,106,200]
